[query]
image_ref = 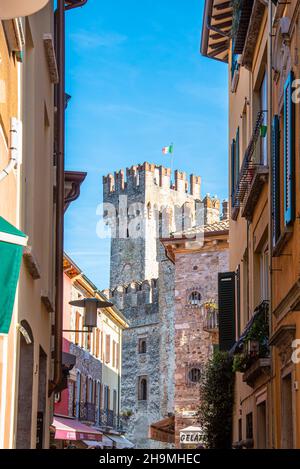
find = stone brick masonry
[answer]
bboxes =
[102,162,226,448]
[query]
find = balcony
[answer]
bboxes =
[75,402,96,423]
[232,111,268,221]
[99,409,118,429]
[232,301,271,387]
[74,403,122,431]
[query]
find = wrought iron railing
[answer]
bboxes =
[73,403,122,430]
[73,402,96,422]
[232,300,270,373]
[232,110,267,211]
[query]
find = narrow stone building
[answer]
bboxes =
[161,216,229,448]
[102,162,228,448]
[102,162,202,448]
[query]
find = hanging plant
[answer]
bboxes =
[232,352,252,372]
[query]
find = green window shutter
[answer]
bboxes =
[283,71,295,226]
[236,265,241,337]
[218,272,236,351]
[231,139,236,204]
[272,115,281,246]
[235,127,240,189]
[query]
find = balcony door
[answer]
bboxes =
[281,373,294,448]
[260,72,268,166]
[256,401,267,448]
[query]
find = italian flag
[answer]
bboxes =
[162,144,173,155]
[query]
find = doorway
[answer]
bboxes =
[36,347,47,449]
[16,321,34,448]
[281,373,294,448]
[256,401,267,448]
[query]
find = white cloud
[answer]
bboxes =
[70,30,127,49]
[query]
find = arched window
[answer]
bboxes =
[138,338,147,354]
[188,367,201,383]
[188,291,202,307]
[138,376,148,401]
[147,202,152,219]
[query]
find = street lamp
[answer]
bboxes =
[69,298,113,329]
[0,0,50,20]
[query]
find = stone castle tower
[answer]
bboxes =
[102,162,220,448]
[103,163,201,289]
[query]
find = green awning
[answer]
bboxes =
[0,217,27,334]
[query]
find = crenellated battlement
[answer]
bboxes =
[102,278,158,311]
[103,162,201,198]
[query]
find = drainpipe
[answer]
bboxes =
[0,118,19,182]
[267,0,274,448]
[206,14,231,38]
[49,0,88,397]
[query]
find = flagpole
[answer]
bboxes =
[170,142,174,186]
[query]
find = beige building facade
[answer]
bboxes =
[201,0,300,449]
[0,2,57,449]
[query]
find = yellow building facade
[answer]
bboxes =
[201,0,300,448]
[0,1,56,448]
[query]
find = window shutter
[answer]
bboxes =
[231,138,236,204]
[236,265,241,337]
[284,71,295,225]
[272,115,281,246]
[116,342,119,370]
[105,334,111,363]
[218,272,236,351]
[235,127,240,189]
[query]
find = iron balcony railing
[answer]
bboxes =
[73,402,122,430]
[232,110,268,212]
[73,402,96,423]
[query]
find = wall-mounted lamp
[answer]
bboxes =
[69,298,113,329]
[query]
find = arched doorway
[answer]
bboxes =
[16,320,34,448]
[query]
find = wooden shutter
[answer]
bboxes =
[112,340,115,367]
[218,272,236,351]
[75,312,80,345]
[272,115,281,246]
[231,138,236,204]
[284,71,295,225]
[236,265,241,337]
[116,342,120,370]
[235,127,240,189]
[105,334,111,363]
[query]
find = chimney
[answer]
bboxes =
[221,200,229,220]
[203,194,220,225]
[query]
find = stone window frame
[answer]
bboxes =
[186,290,202,308]
[137,375,148,401]
[138,337,147,354]
[186,363,202,386]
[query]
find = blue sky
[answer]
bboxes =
[64,0,228,289]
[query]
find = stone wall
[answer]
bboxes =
[102,162,223,449]
[68,343,102,416]
[173,247,229,447]
[103,163,202,289]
